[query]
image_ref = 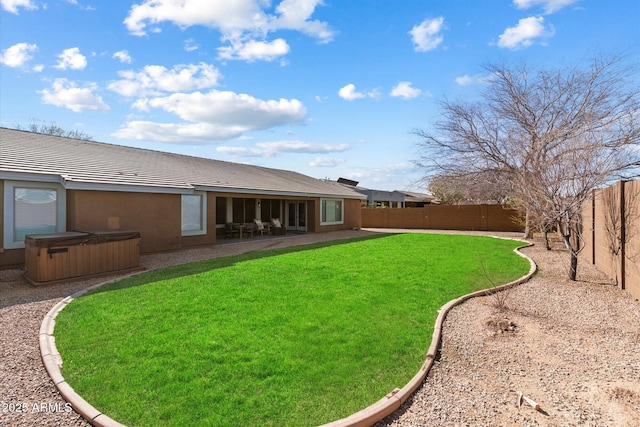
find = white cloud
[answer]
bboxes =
[0,42,37,67]
[309,157,345,167]
[184,39,199,52]
[123,0,334,62]
[216,140,349,157]
[338,84,365,101]
[54,47,87,70]
[217,38,290,62]
[217,140,349,158]
[144,91,306,125]
[390,81,422,99]
[270,0,334,43]
[454,73,494,86]
[124,0,263,36]
[216,146,271,157]
[409,17,445,52]
[112,121,244,143]
[108,63,221,97]
[1,0,37,14]
[338,84,380,101]
[454,75,474,86]
[65,0,95,11]
[349,162,417,185]
[367,88,382,100]
[260,140,349,154]
[513,0,580,14]
[113,50,132,63]
[39,78,110,113]
[115,90,307,143]
[497,16,554,49]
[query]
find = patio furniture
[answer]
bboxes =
[253,219,271,236]
[271,218,286,235]
[225,223,240,239]
[243,222,256,238]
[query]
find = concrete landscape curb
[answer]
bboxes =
[39,275,141,427]
[319,238,537,427]
[39,237,536,427]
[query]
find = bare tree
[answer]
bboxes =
[427,170,513,205]
[415,55,640,280]
[15,119,93,140]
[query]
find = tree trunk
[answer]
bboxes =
[569,250,578,281]
[561,231,579,281]
[523,209,533,239]
[543,230,551,250]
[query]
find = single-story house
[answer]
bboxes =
[395,190,438,208]
[0,128,366,269]
[336,178,436,208]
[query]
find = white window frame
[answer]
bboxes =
[320,198,344,226]
[3,180,66,249]
[181,191,207,236]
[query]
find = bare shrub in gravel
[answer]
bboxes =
[477,254,515,312]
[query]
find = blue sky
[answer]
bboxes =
[1,0,639,191]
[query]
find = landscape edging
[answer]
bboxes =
[39,273,144,427]
[39,237,536,427]
[319,238,537,427]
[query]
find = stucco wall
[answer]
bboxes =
[313,198,362,233]
[67,190,218,253]
[1,184,363,268]
[67,190,184,253]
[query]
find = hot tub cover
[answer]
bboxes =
[24,230,140,248]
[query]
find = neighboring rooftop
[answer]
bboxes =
[395,190,436,203]
[335,177,435,204]
[0,128,365,199]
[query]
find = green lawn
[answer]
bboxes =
[54,233,530,426]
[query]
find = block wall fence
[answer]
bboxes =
[361,204,524,233]
[363,190,639,301]
[581,179,640,300]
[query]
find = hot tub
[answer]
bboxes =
[24,230,141,284]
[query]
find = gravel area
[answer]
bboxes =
[376,232,640,427]
[1,229,639,426]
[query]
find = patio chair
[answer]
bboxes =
[271,218,286,235]
[243,222,256,238]
[225,223,240,239]
[253,219,271,236]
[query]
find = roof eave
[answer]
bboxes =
[195,185,368,199]
[1,170,367,199]
[1,170,195,194]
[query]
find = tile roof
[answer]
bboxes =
[0,128,365,199]
[334,180,434,202]
[395,190,435,201]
